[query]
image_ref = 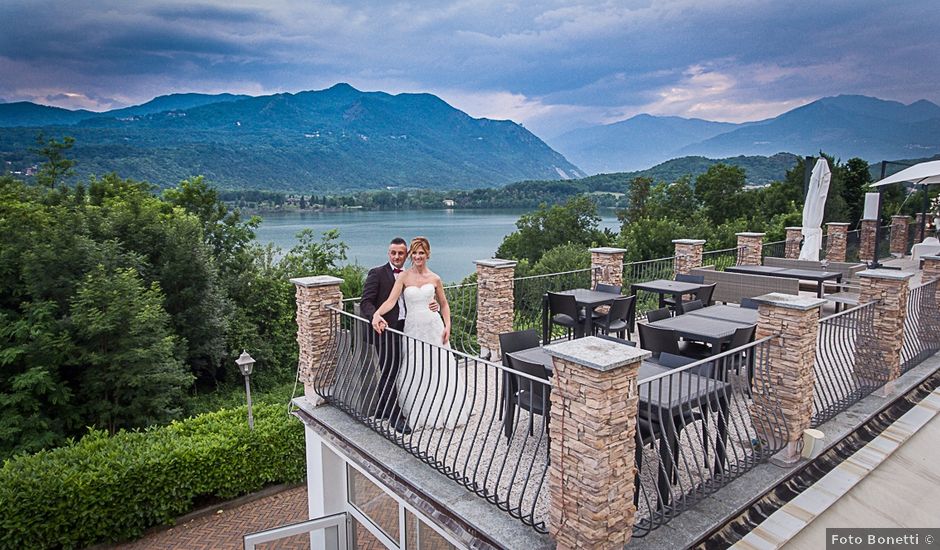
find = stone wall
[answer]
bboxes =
[672,239,705,275]
[736,232,764,266]
[859,219,878,262]
[855,270,913,384]
[475,259,516,360]
[751,293,825,462]
[545,337,650,548]
[825,222,849,262]
[292,276,344,397]
[784,227,802,259]
[890,215,911,256]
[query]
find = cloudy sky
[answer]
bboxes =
[1,0,937,138]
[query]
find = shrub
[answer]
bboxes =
[0,403,304,549]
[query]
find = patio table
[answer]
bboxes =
[648,314,752,354]
[507,344,731,507]
[541,288,619,344]
[630,279,708,311]
[723,265,842,298]
[685,304,759,325]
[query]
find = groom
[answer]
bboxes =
[360,237,438,434]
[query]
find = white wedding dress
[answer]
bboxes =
[397,284,470,430]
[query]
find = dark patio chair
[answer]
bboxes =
[638,323,680,358]
[591,282,622,318]
[678,299,704,314]
[664,273,706,309]
[548,292,586,340]
[646,307,671,323]
[505,354,551,440]
[658,352,715,377]
[696,283,718,306]
[740,297,760,309]
[593,295,637,339]
[497,329,541,420]
[719,325,757,382]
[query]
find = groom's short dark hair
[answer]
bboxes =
[390,237,407,246]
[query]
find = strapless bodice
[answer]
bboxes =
[403,283,435,312]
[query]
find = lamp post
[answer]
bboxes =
[235,350,256,430]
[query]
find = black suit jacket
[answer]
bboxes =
[360,263,402,325]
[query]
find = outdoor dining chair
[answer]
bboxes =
[646,307,672,323]
[591,282,623,317]
[593,295,636,339]
[505,354,552,440]
[548,292,587,340]
[677,299,704,314]
[638,323,681,358]
[664,273,706,309]
[497,329,541,420]
[720,325,757,384]
[696,282,717,306]
[739,297,760,309]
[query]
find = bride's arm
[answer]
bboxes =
[434,278,451,344]
[371,276,405,333]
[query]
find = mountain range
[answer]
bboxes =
[0,84,583,191]
[548,95,940,174]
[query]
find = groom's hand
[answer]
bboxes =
[428,299,440,313]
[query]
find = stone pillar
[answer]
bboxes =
[672,239,705,275]
[475,259,516,360]
[825,222,849,262]
[590,247,626,289]
[292,275,344,400]
[914,213,925,243]
[859,219,878,262]
[736,232,765,266]
[855,270,914,388]
[544,337,650,549]
[784,227,802,259]
[751,293,827,463]
[890,215,911,256]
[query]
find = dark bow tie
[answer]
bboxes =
[393,268,403,273]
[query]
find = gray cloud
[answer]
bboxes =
[1,0,938,135]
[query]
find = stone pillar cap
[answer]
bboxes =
[891,214,912,219]
[826,222,851,226]
[474,258,517,268]
[922,255,940,261]
[736,232,766,237]
[290,275,344,287]
[858,269,916,281]
[751,292,827,311]
[588,247,627,254]
[785,226,803,231]
[544,336,651,372]
[672,239,706,245]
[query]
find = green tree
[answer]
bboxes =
[32,134,76,190]
[694,164,746,224]
[842,158,871,225]
[496,195,608,264]
[69,266,193,433]
[618,176,652,225]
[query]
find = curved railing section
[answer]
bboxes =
[811,301,878,427]
[901,277,940,372]
[633,336,786,537]
[312,306,551,533]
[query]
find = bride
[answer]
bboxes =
[371,237,470,430]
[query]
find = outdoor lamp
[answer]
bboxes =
[235,350,256,430]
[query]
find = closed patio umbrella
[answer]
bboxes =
[800,158,831,260]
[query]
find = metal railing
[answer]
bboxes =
[811,301,878,427]
[622,256,676,318]
[313,307,550,533]
[762,239,787,259]
[341,280,480,357]
[633,336,786,537]
[701,246,745,271]
[845,229,861,262]
[512,267,596,337]
[901,278,940,372]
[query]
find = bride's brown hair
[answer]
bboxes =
[409,236,431,260]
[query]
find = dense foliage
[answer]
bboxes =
[496,155,888,265]
[0,404,304,549]
[0,139,361,457]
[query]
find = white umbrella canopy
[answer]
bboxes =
[800,158,832,260]
[870,160,940,187]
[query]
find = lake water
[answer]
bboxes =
[254,209,621,282]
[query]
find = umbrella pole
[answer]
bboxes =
[869,163,887,269]
[921,184,929,243]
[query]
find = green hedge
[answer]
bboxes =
[0,403,305,549]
